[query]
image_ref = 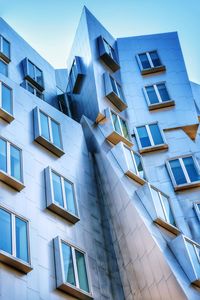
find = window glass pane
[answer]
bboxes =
[36,90,43,99]
[0,138,7,172]
[0,59,8,76]
[28,61,35,79]
[139,53,151,69]
[186,242,200,277]
[35,67,43,86]
[52,172,64,207]
[137,126,151,147]
[124,147,136,174]
[10,145,21,181]
[161,194,175,225]
[157,84,170,102]
[120,119,129,140]
[151,188,165,220]
[110,76,118,95]
[183,157,200,183]
[0,208,12,254]
[116,83,124,101]
[197,204,200,213]
[111,112,121,134]
[61,242,76,286]
[169,159,187,185]
[40,112,50,141]
[2,38,10,58]
[146,86,159,104]
[75,250,89,292]
[51,120,61,148]
[149,124,164,145]
[149,51,161,67]
[64,180,77,215]
[2,84,12,114]
[27,83,34,94]
[103,39,115,60]
[134,153,145,179]
[16,217,28,262]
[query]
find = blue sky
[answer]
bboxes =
[0,0,200,83]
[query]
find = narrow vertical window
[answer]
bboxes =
[51,120,61,149]
[10,145,21,181]
[2,83,12,114]
[15,217,28,262]
[52,172,64,207]
[0,138,7,173]
[0,59,8,76]
[40,112,50,141]
[137,126,151,147]
[169,159,187,185]
[0,208,12,254]
[62,242,76,286]
[64,179,76,215]
[75,250,89,293]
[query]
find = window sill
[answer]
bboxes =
[106,131,133,147]
[173,181,200,191]
[25,75,44,92]
[148,100,175,111]
[125,170,146,185]
[35,135,65,157]
[0,107,14,123]
[141,65,166,76]
[47,202,80,224]
[100,53,120,72]
[57,282,93,300]
[0,250,32,273]
[106,91,127,112]
[0,52,10,64]
[139,143,168,154]
[154,218,180,235]
[0,170,25,191]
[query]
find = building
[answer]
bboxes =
[0,6,200,300]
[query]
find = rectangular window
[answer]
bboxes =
[34,107,64,157]
[27,60,43,86]
[0,137,24,190]
[137,50,165,75]
[26,81,44,99]
[98,36,120,72]
[194,203,200,222]
[123,146,146,182]
[45,167,79,223]
[0,35,10,62]
[0,206,31,273]
[111,111,129,140]
[103,38,116,62]
[135,123,167,152]
[144,83,174,109]
[0,82,14,123]
[24,59,44,91]
[54,237,92,299]
[110,76,125,102]
[167,156,200,190]
[67,57,85,94]
[186,240,200,278]
[0,59,8,77]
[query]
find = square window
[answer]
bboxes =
[45,167,79,223]
[0,137,24,191]
[135,123,167,153]
[54,237,92,300]
[0,206,32,273]
[23,58,44,91]
[166,155,200,191]
[0,82,14,122]
[33,107,64,157]
[137,50,166,75]
[144,82,174,110]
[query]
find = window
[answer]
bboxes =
[150,186,177,231]
[0,82,14,122]
[123,145,146,184]
[166,156,200,191]
[137,51,165,75]
[0,35,10,63]
[111,111,129,139]
[135,123,167,153]
[186,239,200,278]
[0,58,8,77]
[104,72,127,111]
[25,81,44,99]
[54,237,92,300]
[23,58,44,91]
[0,206,32,273]
[144,83,174,110]
[194,203,200,222]
[45,167,79,223]
[97,36,120,72]
[0,137,24,191]
[67,57,85,94]
[33,107,64,157]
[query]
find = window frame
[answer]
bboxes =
[184,236,200,278]
[24,80,44,100]
[0,136,24,191]
[0,58,8,77]
[67,56,85,94]
[33,107,64,157]
[123,144,146,184]
[0,205,32,273]
[24,58,44,92]
[0,35,11,63]
[166,155,200,191]
[54,236,93,300]
[136,50,166,75]
[0,81,14,122]
[134,122,168,153]
[143,82,175,110]
[194,202,200,222]
[107,108,133,147]
[45,167,79,223]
